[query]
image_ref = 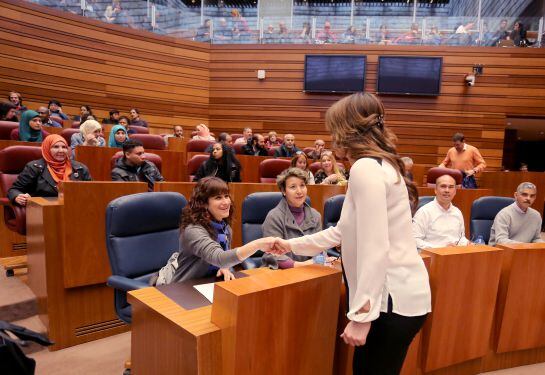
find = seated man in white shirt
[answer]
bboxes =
[489,182,544,246]
[233,127,253,145]
[413,174,469,249]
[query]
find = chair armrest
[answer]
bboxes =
[107,275,149,292]
[0,197,10,206]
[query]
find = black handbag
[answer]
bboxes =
[0,320,53,375]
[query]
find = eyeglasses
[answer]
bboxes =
[37,111,48,114]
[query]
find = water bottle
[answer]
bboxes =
[474,235,485,245]
[313,251,326,265]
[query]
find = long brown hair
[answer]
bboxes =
[325,92,418,204]
[181,177,234,237]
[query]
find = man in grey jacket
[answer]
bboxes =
[489,182,544,246]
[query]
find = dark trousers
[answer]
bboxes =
[353,298,427,375]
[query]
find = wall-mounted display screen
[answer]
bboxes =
[304,55,366,93]
[377,56,442,96]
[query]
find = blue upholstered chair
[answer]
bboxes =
[105,192,187,323]
[323,195,344,229]
[241,192,310,269]
[416,196,434,211]
[470,196,514,244]
[323,195,345,257]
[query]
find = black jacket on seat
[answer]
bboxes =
[111,157,164,191]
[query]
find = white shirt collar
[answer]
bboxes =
[433,198,453,213]
[513,202,527,214]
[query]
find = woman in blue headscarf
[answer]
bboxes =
[19,110,44,142]
[108,124,129,148]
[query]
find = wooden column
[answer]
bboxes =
[421,245,503,373]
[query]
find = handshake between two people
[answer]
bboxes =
[254,237,292,255]
[254,237,338,265]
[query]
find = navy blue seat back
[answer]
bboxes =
[470,196,514,244]
[242,192,283,245]
[105,192,187,323]
[241,192,310,269]
[323,195,345,229]
[416,196,434,212]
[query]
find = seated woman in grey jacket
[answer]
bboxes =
[262,168,327,269]
[171,177,275,283]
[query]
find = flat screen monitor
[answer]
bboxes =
[377,56,442,96]
[304,55,366,93]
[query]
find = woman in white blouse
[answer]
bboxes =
[272,93,431,374]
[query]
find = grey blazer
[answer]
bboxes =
[171,224,240,283]
[262,198,322,266]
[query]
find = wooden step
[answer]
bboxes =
[0,255,28,277]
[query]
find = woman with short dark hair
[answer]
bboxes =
[261,167,324,269]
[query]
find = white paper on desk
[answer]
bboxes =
[193,282,215,303]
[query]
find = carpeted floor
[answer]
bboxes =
[29,332,131,375]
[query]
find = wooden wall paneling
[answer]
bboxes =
[0,0,210,133]
[209,45,545,172]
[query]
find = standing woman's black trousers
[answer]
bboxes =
[352,297,428,375]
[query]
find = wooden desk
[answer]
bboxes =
[480,172,545,215]
[495,243,545,353]
[417,187,494,235]
[26,181,148,350]
[167,136,187,153]
[155,182,346,248]
[412,164,429,187]
[129,266,342,374]
[0,139,41,151]
[421,245,503,372]
[75,146,185,182]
